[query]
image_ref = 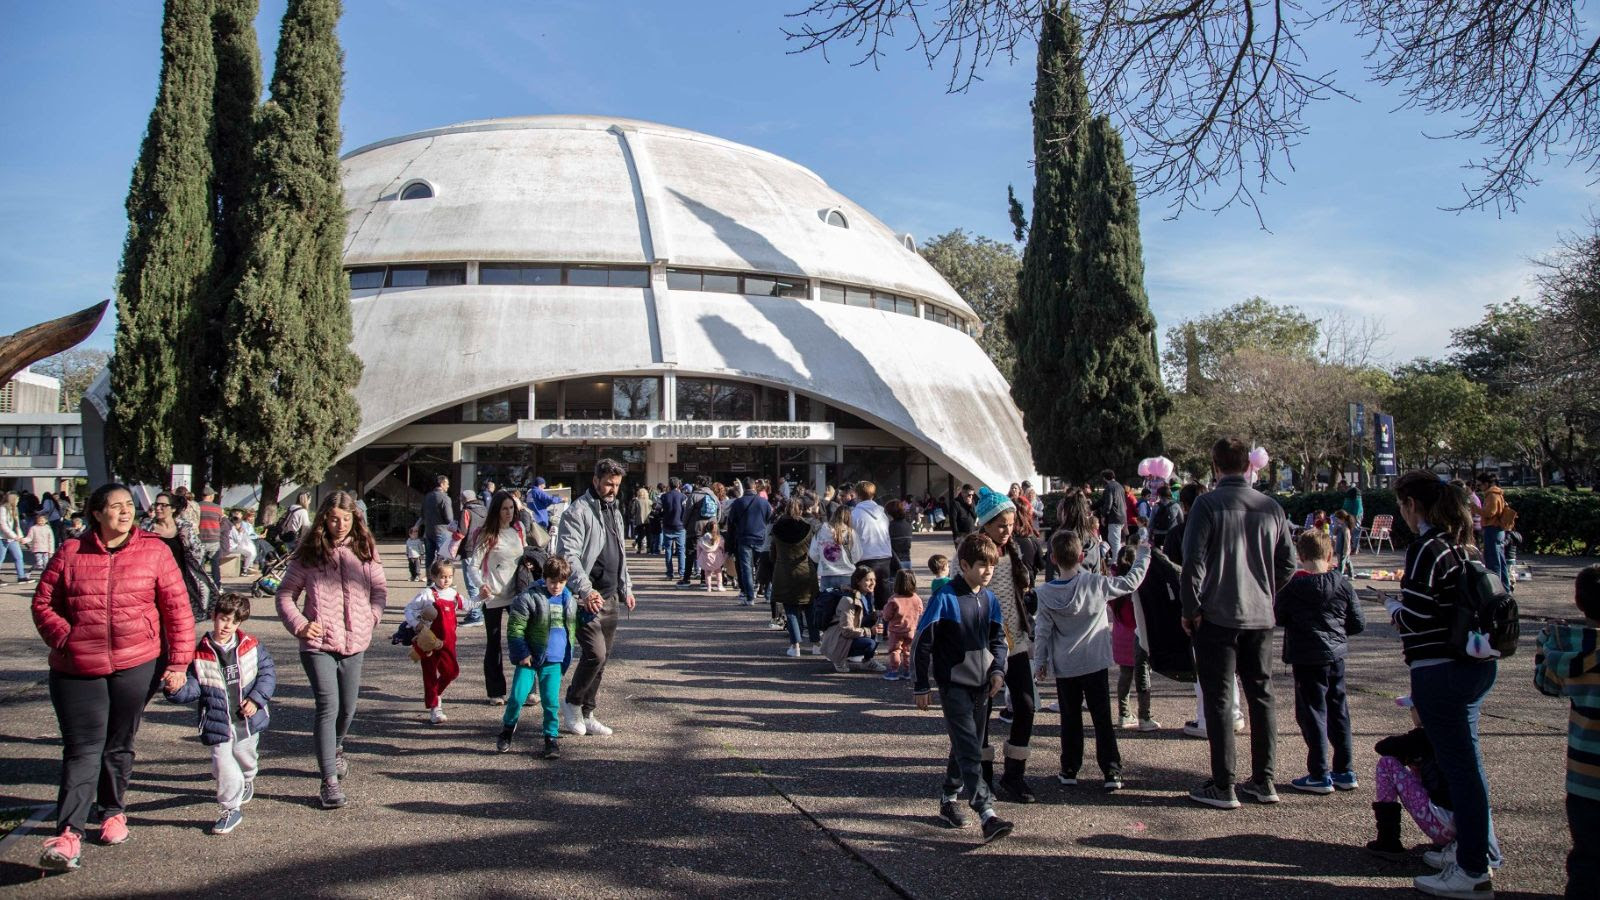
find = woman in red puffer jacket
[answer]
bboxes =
[30,482,195,873]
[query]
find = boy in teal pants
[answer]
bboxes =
[496,556,577,759]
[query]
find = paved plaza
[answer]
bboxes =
[0,535,1578,898]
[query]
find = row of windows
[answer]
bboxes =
[347,263,975,334]
[0,426,82,457]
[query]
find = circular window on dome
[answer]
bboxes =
[398,179,435,201]
[900,233,916,251]
[820,207,849,229]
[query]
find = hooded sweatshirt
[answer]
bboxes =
[851,500,892,560]
[1033,545,1151,679]
[809,523,860,579]
[1535,622,1600,801]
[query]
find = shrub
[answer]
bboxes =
[1274,487,1600,556]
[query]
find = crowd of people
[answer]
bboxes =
[20,443,1599,898]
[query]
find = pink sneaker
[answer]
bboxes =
[39,828,82,871]
[99,812,129,845]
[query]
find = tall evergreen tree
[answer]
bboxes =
[1010,3,1167,481]
[203,0,262,481]
[213,0,360,518]
[106,0,217,483]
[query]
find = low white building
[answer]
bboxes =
[0,367,85,495]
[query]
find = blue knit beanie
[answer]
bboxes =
[974,486,1015,528]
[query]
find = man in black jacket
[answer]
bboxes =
[1098,470,1128,562]
[949,484,978,547]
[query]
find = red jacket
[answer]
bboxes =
[32,530,196,677]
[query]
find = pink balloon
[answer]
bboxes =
[1137,459,1152,477]
[1248,447,1270,472]
[1151,457,1174,481]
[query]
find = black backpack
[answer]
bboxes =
[814,588,848,633]
[270,506,301,545]
[1447,548,1520,660]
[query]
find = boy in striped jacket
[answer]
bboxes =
[1535,564,1600,900]
[165,593,276,835]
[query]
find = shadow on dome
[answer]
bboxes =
[666,188,802,275]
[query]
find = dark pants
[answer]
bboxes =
[663,529,686,579]
[300,651,364,781]
[1569,792,1600,899]
[848,636,877,660]
[1292,659,1353,778]
[735,542,759,604]
[1481,526,1509,588]
[861,557,894,611]
[567,598,620,716]
[939,684,995,814]
[48,659,158,832]
[1005,651,1036,749]
[1411,659,1497,876]
[784,602,818,645]
[407,556,421,580]
[1056,668,1121,778]
[1194,623,1276,788]
[483,605,507,700]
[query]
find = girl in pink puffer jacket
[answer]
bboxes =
[274,492,387,810]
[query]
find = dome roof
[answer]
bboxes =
[339,115,973,317]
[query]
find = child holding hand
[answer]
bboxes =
[497,556,578,759]
[879,570,923,682]
[404,527,425,581]
[404,559,463,724]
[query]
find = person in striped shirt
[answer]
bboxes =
[1386,471,1500,898]
[1535,565,1600,900]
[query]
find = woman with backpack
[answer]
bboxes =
[769,497,819,658]
[1388,471,1500,897]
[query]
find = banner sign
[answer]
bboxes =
[1373,413,1397,476]
[517,419,836,444]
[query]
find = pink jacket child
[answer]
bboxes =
[275,544,389,655]
[879,592,925,678]
[1110,595,1138,668]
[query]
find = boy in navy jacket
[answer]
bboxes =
[913,532,1012,843]
[165,593,276,835]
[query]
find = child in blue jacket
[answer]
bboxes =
[165,592,276,835]
[496,555,578,759]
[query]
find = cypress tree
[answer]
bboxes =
[106,0,217,484]
[204,0,261,482]
[213,0,361,518]
[1010,3,1167,481]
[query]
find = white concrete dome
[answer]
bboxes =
[338,115,1034,490]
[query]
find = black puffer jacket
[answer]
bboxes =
[1272,570,1365,665]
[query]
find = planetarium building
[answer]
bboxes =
[317,116,1031,511]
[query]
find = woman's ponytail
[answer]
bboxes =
[1394,470,1474,546]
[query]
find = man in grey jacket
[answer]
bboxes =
[555,458,636,737]
[418,475,455,573]
[1181,437,1296,810]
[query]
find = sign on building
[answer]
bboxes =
[517,420,837,444]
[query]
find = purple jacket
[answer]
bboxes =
[276,544,388,655]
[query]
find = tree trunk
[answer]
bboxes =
[258,476,282,526]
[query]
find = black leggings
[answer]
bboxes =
[1005,651,1036,749]
[49,658,159,832]
[484,606,507,700]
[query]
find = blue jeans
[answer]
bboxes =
[460,552,483,621]
[662,529,686,579]
[735,543,759,604]
[848,636,877,660]
[1481,526,1509,587]
[425,531,451,573]
[1411,659,1498,876]
[784,602,819,645]
[1,539,24,579]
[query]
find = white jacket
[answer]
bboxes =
[851,501,892,560]
[808,526,860,579]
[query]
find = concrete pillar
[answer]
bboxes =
[787,390,796,422]
[661,372,677,420]
[646,440,674,487]
[526,383,536,419]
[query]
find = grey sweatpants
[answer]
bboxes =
[938,684,995,815]
[213,731,260,811]
[300,651,363,780]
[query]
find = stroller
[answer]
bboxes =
[251,539,293,598]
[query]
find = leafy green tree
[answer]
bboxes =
[33,349,112,413]
[1010,3,1166,481]
[1384,365,1489,471]
[920,229,1021,382]
[1162,296,1320,392]
[212,0,360,520]
[106,0,217,484]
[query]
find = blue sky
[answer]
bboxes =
[2,1,1592,363]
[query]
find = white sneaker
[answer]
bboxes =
[560,702,587,736]
[1424,842,1502,872]
[810,643,823,656]
[1138,718,1162,732]
[429,705,446,724]
[768,620,786,630]
[1233,717,1246,734]
[1182,720,1207,738]
[1117,714,1138,729]
[785,645,801,658]
[583,715,613,736]
[1414,861,1493,898]
[1043,701,1060,713]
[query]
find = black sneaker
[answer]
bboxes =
[496,727,515,754]
[1239,778,1281,804]
[319,776,346,809]
[1056,772,1078,786]
[938,799,968,828]
[1188,779,1241,809]
[1104,772,1124,791]
[980,814,1014,843]
[997,708,1014,725]
[995,778,1037,804]
[334,749,348,780]
[541,737,561,760]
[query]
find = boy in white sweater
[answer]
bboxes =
[1033,528,1151,790]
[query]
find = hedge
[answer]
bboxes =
[1041,488,1600,556]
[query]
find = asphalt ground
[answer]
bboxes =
[0,535,1579,898]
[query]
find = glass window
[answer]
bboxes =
[399,181,433,200]
[563,378,613,419]
[820,282,845,304]
[608,267,649,288]
[845,286,873,308]
[773,277,808,299]
[702,272,740,294]
[348,267,384,290]
[666,268,701,291]
[895,297,917,316]
[480,263,561,285]
[677,378,755,421]
[873,292,897,312]
[825,209,848,228]
[613,377,660,420]
[566,265,609,287]
[386,266,465,287]
[477,395,511,423]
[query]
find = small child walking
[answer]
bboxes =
[497,555,578,759]
[163,593,276,835]
[879,569,924,682]
[1110,548,1157,731]
[913,533,1012,843]
[927,554,951,595]
[1273,530,1365,794]
[1535,563,1600,899]
[1033,530,1151,791]
[404,527,425,581]
[405,559,463,724]
[26,513,55,574]
[698,522,728,592]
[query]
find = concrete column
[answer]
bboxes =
[662,372,677,420]
[787,390,796,422]
[526,383,536,419]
